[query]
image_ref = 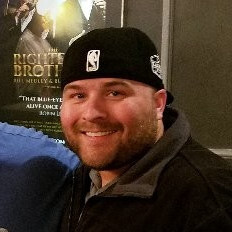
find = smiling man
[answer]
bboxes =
[61,78,166,183]
[60,27,232,232]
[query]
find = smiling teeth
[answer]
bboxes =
[85,131,115,137]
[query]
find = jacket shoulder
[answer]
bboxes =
[161,138,232,209]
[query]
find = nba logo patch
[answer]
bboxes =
[86,50,100,72]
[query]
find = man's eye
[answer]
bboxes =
[68,93,85,99]
[75,93,85,98]
[109,91,121,96]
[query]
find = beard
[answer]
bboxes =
[63,115,158,171]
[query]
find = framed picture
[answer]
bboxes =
[0,0,109,142]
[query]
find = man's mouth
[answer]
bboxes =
[83,131,117,137]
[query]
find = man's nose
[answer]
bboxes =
[82,96,107,122]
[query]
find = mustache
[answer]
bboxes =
[73,121,123,132]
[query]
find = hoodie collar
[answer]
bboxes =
[92,107,191,198]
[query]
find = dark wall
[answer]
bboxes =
[105,1,122,28]
[125,0,163,53]
[170,0,232,148]
[106,0,163,53]
[106,0,232,149]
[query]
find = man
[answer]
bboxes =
[15,10,53,97]
[54,0,106,51]
[60,27,232,232]
[0,122,79,232]
[0,0,34,106]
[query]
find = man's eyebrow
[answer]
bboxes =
[63,84,84,92]
[103,80,131,88]
[63,80,132,92]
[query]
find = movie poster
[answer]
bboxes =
[0,0,106,143]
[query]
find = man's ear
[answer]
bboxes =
[154,89,167,120]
